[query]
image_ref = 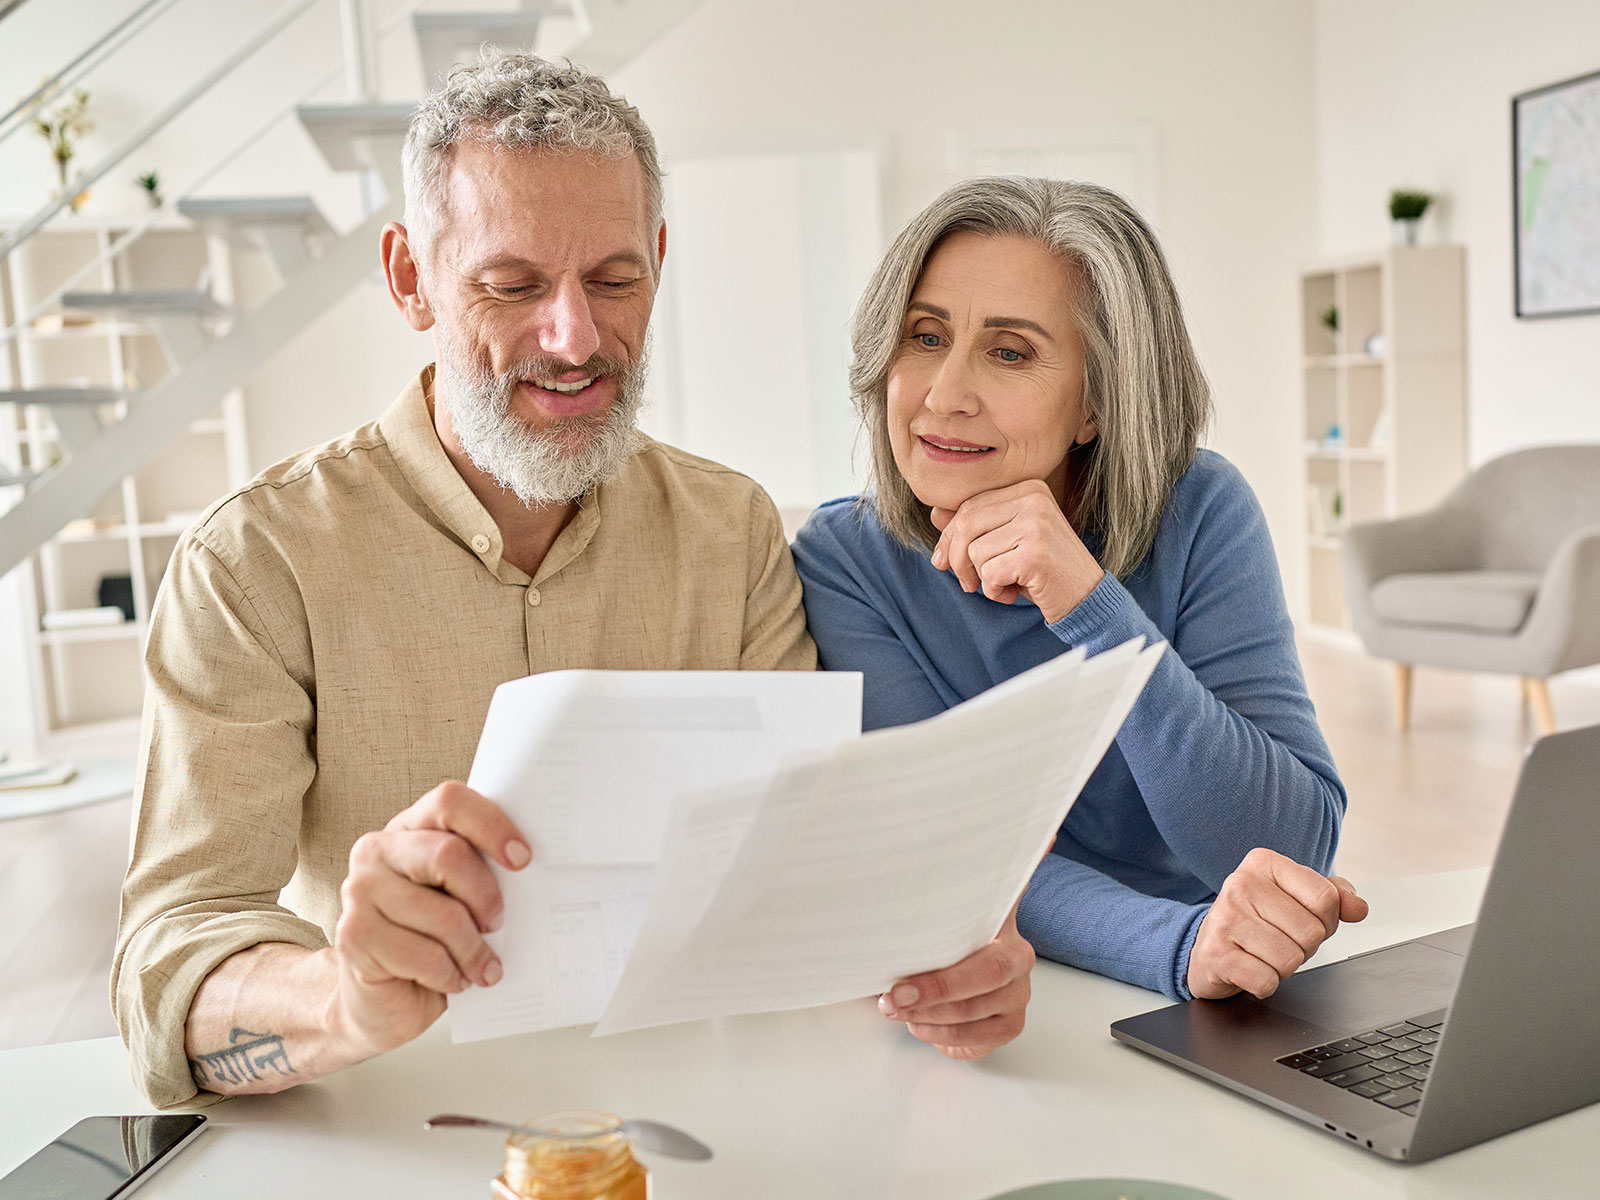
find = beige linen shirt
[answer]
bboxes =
[113,367,815,1107]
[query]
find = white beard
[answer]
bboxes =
[435,327,650,507]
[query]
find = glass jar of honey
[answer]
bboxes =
[490,1110,650,1200]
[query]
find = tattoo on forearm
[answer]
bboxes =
[189,1027,296,1089]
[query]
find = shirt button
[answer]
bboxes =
[527,587,541,607]
[470,534,491,554]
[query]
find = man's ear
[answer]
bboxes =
[656,219,667,274]
[381,222,435,332]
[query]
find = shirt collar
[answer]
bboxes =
[378,364,605,586]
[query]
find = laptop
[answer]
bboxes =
[1109,722,1600,1163]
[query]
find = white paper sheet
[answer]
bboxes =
[448,670,862,1041]
[593,638,1163,1036]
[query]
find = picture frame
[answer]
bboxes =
[1512,68,1600,319]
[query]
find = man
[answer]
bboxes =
[113,53,1032,1110]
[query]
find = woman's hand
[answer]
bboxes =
[1187,848,1369,1000]
[931,480,1105,625]
[877,904,1035,1059]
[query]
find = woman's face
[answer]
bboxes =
[887,231,1096,514]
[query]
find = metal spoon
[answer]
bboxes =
[424,1112,713,1162]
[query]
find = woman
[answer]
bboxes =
[793,177,1365,1058]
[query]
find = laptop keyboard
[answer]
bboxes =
[1275,1008,1448,1117]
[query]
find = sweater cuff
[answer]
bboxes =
[1047,571,1149,648]
[1171,902,1212,1001]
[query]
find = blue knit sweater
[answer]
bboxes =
[791,450,1347,999]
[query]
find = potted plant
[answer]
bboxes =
[28,84,94,213]
[136,170,164,209]
[1389,188,1432,246]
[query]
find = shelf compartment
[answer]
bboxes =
[1341,265,1383,357]
[1303,365,1337,444]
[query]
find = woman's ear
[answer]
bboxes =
[1075,415,1099,446]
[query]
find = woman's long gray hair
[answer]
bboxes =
[852,176,1212,579]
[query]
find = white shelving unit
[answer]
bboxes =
[1299,246,1467,633]
[0,219,250,749]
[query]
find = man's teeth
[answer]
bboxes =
[532,377,595,395]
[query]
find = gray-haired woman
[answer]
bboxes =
[794,177,1366,1059]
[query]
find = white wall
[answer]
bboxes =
[646,148,881,517]
[1314,0,1600,464]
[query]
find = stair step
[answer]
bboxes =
[61,289,233,320]
[297,102,415,174]
[0,387,134,407]
[565,0,706,74]
[177,195,332,238]
[414,10,550,80]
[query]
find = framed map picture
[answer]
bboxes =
[1513,68,1600,318]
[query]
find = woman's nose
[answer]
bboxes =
[924,352,980,415]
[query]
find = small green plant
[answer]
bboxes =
[1389,189,1433,220]
[136,169,163,208]
[1319,304,1339,333]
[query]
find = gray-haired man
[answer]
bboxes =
[113,54,1025,1110]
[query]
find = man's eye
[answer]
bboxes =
[488,284,531,298]
[594,278,638,292]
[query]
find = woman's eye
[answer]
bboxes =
[995,347,1026,363]
[914,332,942,349]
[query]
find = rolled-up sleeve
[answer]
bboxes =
[111,531,325,1109]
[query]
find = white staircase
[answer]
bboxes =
[413,8,551,83]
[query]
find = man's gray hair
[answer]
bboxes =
[850,176,1213,579]
[401,50,664,268]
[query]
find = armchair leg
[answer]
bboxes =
[1524,677,1557,737]
[1394,663,1413,733]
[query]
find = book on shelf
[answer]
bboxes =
[41,605,127,631]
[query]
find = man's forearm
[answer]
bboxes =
[183,944,365,1095]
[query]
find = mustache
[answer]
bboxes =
[485,351,635,388]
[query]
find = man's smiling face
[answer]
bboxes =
[420,141,664,503]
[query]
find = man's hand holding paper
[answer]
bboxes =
[333,782,531,1057]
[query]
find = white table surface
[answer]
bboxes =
[4,867,1596,1199]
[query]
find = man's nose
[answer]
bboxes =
[536,280,601,365]
[925,352,980,415]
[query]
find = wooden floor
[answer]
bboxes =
[2,640,1598,1054]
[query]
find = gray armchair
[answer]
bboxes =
[1343,445,1600,733]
